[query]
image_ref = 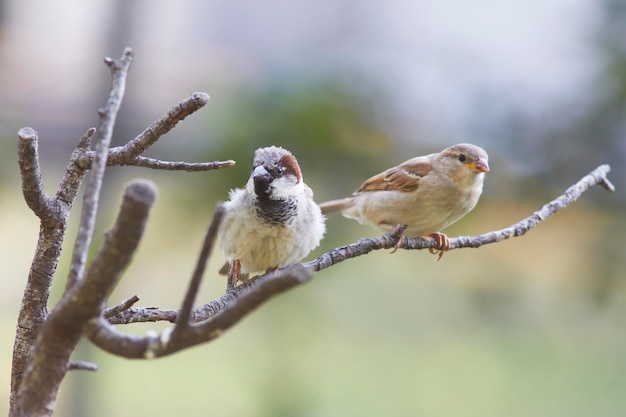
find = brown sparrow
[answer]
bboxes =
[219,146,326,285]
[319,143,489,258]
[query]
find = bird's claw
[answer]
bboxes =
[427,232,450,261]
[390,234,405,254]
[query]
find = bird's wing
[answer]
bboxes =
[355,157,432,194]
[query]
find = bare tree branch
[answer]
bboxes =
[306,224,407,272]
[12,128,71,414]
[116,156,236,171]
[55,128,96,205]
[17,128,51,216]
[309,164,616,270]
[14,181,156,417]
[104,295,141,319]
[103,164,615,331]
[87,264,313,359]
[67,48,135,289]
[105,208,227,327]
[68,361,99,372]
[176,205,225,330]
[87,200,312,359]
[107,92,211,163]
[87,204,227,356]
[107,306,179,325]
[70,92,232,172]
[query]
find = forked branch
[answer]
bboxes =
[10,47,234,417]
[70,92,235,172]
[98,164,614,360]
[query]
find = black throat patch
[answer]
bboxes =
[254,197,298,226]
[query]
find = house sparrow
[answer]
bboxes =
[318,143,489,258]
[219,146,326,285]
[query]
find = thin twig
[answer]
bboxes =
[56,128,96,206]
[68,361,99,372]
[175,205,225,330]
[104,295,141,319]
[107,307,179,325]
[67,48,134,289]
[72,93,226,173]
[118,156,236,171]
[306,224,407,271]
[107,92,210,163]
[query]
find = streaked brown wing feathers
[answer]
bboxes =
[355,160,432,193]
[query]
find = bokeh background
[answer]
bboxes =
[1,1,626,416]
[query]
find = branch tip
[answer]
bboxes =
[176,204,226,328]
[17,127,50,217]
[18,127,37,141]
[77,128,96,149]
[601,179,616,192]
[594,164,615,192]
[191,91,210,103]
[105,48,134,71]
[125,181,158,207]
[68,361,99,372]
[104,295,141,319]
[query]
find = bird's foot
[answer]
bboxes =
[227,259,241,290]
[427,232,450,261]
[390,234,405,254]
[387,223,408,254]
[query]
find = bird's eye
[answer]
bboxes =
[458,154,466,162]
[273,165,288,176]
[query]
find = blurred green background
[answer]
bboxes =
[1,1,626,416]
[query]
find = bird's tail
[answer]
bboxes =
[318,197,355,215]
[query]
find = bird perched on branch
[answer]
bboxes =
[318,143,489,258]
[219,146,326,285]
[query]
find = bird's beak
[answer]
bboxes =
[468,158,489,173]
[253,165,273,198]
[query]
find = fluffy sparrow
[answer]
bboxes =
[319,143,489,258]
[219,146,326,285]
